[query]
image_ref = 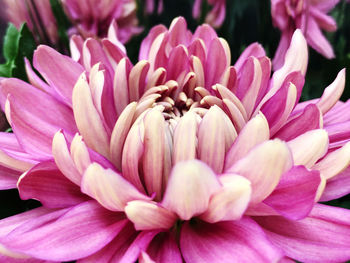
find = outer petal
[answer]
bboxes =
[145,232,182,263]
[181,217,283,263]
[0,165,21,190]
[320,167,350,201]
[162,160,221,220]
[255,204,350,263]
[1,201,128,262]
[263,166,321,220]
[226,140,293,203]
[81,163,150,212]
[287,129,328,168]
[33,45,84,106]
[18,161,88,208]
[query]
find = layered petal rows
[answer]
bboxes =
[0,17,349,262]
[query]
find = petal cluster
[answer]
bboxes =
[271,0,339,69]
[0,17,349,262]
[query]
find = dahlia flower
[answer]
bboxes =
[271,0,339,69]
[2,0,58,44]
[61,0,142,43]
[192,0,226,28]
[0,17,350,262]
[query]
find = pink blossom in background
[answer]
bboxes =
[1,0,141,44]
[2,0,58,44]
[61,0,142,43]
[193,0,226,27]
[0,17,350,262]
[271,0,340,70]
[145,0,164,15]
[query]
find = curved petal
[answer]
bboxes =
[125,200,177,230]
[1,201,127,262]
[226,140,293,203]
[33,45,84,106]
[263,166,321,220]
[200,174,251,223]
[81,163,150,212]
[181,217,283,263]
[255,204,350,263]
[162,160,221,220]
[18,161,88,208]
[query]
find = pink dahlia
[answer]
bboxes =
[62,0,142,43]
[271,0,339,69]
[0,17,350,262]
[192,0,226,28]
[2,0,58,44]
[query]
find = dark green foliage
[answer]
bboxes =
[0,23,36,81]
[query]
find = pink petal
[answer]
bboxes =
[162,160,221,220]
[18,161,88,208]
[145,232,182,263]
[287,129,329,168]
[125,200,177,230]
[110,102,137,171]
[139,25,167,61]
[33,45,84,106]
[198,106,228,173]
[316,69,346,115]
[255,204,350,263]
[224,112,269,170]
[320,167,350,201]
[261,82,297,136]
[271,29,308,92]
[234,43,266,72]
[143,110,165,200]
[263,166,321,220]
[312,142,350,180]
[226,140,293,203]
[0,165,20,190]
[77,222,138,263]
[52,131,82,185]
[274,104,322,141]
[81,163,150,212]
[72,74,110,159]
[119,231,160,263]
[200,174,251,223]
[1,201,127,262]
[181,217,283,263]
[128,61,150,102]
[172,111,198,164]
[305,18,335,59]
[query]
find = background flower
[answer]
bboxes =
[0,17,349,262]
[271,0,340,69]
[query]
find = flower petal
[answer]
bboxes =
[125,200,177,230]
[287,129,329,168]
[81,163,150,212]
[226,140,293,203]
[162,160,221,220]
[33,45,84,106]
[263,166,321,220]
[72,74,110,159]
[255,204,350,263]
[200,174,251,223]
[18,161,88,208]
[224,112,269,170]
[312,142,350,180]
[1,201,127,262]
[181,217,283,263]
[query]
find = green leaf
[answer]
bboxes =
[3,24,20,62]
[0,23,37,80]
